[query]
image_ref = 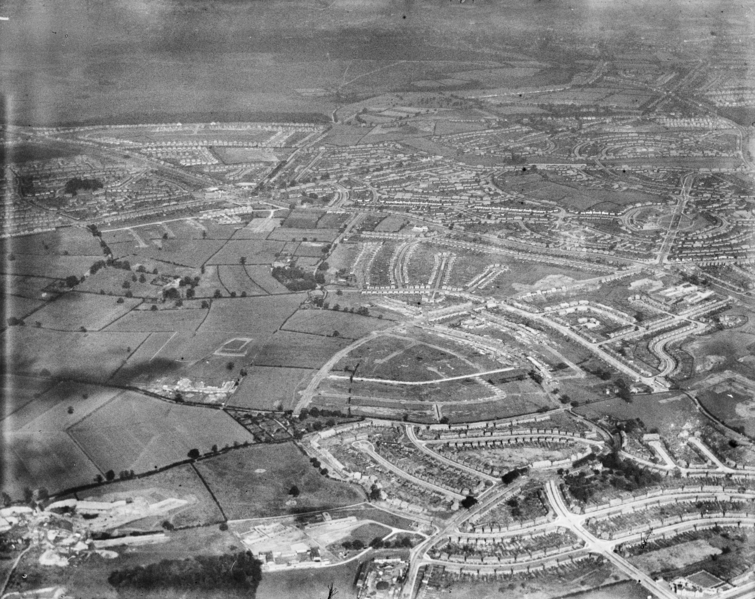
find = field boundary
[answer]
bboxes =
[190,462,229,522]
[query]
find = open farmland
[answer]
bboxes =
[282,308,391,339]
[78,464,225,529]
[243,265,291,293]
[1,252,101,280]
[254,331,352,369]
[31,291,141,331]
[197,294,304,335]
[229,366,314,411]
[216,265,268,296]
[0,374,57,420]
[2,381,124,497]
[105,306,207,333]
[3,327,149,381]
[195,442,365,520]
[207,239,286,265]
[128,238,227,268]
[68,392,253,474]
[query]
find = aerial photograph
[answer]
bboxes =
[1,0,755,598]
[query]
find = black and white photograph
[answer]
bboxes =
[2,1,755,598]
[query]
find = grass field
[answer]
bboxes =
[282,309,390,340]
[217,265,269,296]
[207,239,287,265]
[4,326,149,381]
[254,331,352,369]
[243,265,291,294]
[130,239,227,268]
[1,252,101,280]
[68,391,253,474]
[268,228,341,242]
[78,463,225,528]
[228,366,313,411]
[195,442,365,519]
[0,374,57,420]
[105,306,207,333]
[31,291,142,331]
[198,294,304,335]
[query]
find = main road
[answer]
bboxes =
[545,480,677,599]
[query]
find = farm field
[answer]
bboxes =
[129,238,227,268]
[282,308,390,339]
[78,463,225,529]
[12,227,100,256]
[197,294,304,335]
[244,265,291,293]
[206,239,287,265]
[3,327,149,381]
[254,331,353,369]
[105,306,207,333]
[267,227,340,242]
[2,274,54,299]
[1,380,125,497]
[229,366,314,411]
[1,294,46,321]
[31,291,141,331]
[0,374,57,420]
[195,442,365,519]
[68,391,253,474]
[216,265,269,296]
[74,266,163,298]
[1,252,101,280]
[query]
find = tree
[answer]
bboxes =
[116,297,125,304]
[226,361,235,371]
[186,287,195,299]
[188,448,200,459]
[239,257,246,265]
[65,275,80,288]
[214,289,223,299]
[332,330,340,338]
[151,304,158,311]
[201,300,210,309]
[106,470,115,481]
[288,485,300,497]
[461,495,478,509]
[2,492,12,507]
[318,261,329,271]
